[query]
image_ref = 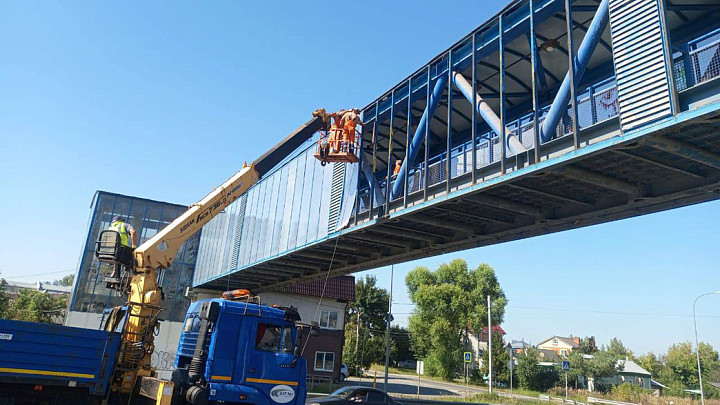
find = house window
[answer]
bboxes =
[552,339,559,345]
[560,350,567,356]
[319,310,338,329]
[315,351,335,372]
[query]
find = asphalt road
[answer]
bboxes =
[343,372,547,404]
[346,371,484,397]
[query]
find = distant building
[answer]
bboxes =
[468,325,506,368]
[506,339,531,356]
[2,280,72,298]
[599,358,652,389]
[537,336,581,356]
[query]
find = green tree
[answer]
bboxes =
[406,259,506,380]
[6,289,66,324]
[0,276,8,319]
[517,347,540,390]
[606,338,632,359]
[636,352,665,379]
[482,333,510,384]
[56,274,75,287]
[579,336,598,354]
[566,347,623,391]
[664,341,720,394]
[343,275,389,373]
[389,325,414,365]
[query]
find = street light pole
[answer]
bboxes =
[693,290,720,405]
[384,266,394,393]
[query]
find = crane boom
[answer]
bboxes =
[134,114,325,271]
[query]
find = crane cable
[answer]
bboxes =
[301,236,340,356]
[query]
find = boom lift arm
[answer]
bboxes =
[95,109,346,394]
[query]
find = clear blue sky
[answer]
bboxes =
[0,1,717,356]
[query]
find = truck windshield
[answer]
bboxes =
[183,314,200,333]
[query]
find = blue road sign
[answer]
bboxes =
[464,352,472,363]
[562,360,571,372]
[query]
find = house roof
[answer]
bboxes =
[1,279,72,294]
[538,336,580,348]
[481,325,506,334]
[537,349,561,362]
[617,359,651,376]
[651,379,668,389]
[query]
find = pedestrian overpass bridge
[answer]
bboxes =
[192,0,720,292]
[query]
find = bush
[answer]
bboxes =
[611,383,649,403]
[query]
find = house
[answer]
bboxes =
[582,358,651,392]
[467,325,506,368]
[506,339,531,356]
[2,279,72,298]
[537,336,580,356]
[605,359,652,389]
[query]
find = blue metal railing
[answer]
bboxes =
[358,75,619,212]
[357,31,720,216]
[674,28,720,90]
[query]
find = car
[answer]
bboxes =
[397,360,416,369]
[309,386,403,404]
[340,363,349,381]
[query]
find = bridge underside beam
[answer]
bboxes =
[642,135,720,171]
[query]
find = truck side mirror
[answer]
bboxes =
[310,321,320,337]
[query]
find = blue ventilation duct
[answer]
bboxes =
[390,74,448,200]
[539,0,610,143]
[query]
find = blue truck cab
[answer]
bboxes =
[171,297,308,405]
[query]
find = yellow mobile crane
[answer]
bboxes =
[95,108,354,397]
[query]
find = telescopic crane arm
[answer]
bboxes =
[134,111,329,271]
[97,109,342,394]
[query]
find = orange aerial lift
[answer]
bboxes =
[312,108,361,165]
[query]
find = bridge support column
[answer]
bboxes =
[390,74,448,200]
[451,71,527,155]
[540,0,610,143]
[362,160,385,206]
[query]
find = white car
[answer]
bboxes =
[340,363,349,380]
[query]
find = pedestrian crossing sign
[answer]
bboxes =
[464,352,472,362]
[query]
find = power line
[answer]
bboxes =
[507,305,720,319]
[3,270,75,280]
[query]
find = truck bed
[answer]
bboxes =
[0,319,122,396]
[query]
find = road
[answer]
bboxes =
[347,371,484,397]
[344,372,547,403]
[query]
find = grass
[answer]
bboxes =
[367,364,417,376]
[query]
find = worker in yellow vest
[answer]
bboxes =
[109,216,137,248]
[108,216,136,279]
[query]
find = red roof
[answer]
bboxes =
[482,325,506,334]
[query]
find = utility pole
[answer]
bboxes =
[355,310,361,380]
[488,294,493,394]
[384,266,394,392]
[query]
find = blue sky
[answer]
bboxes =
[0,1,717,356]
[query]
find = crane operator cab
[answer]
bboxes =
[95,229,134,289]
[313,108,361,166]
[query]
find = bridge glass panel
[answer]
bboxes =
[70,191,200,322]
